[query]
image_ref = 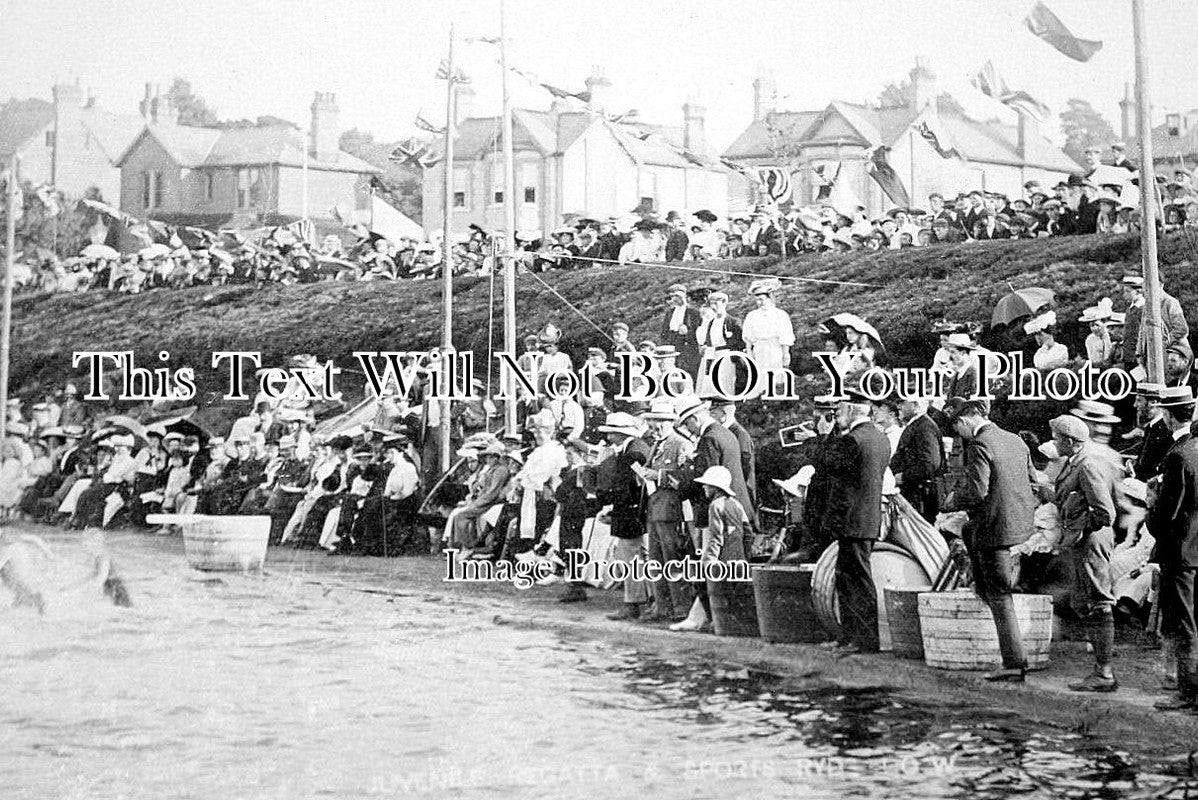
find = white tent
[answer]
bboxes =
[370,194,424,242]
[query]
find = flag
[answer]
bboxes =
[756,167,792,204]
[436,60,471,84]
[812,163,839,203]
[539,82,591,103]
[370,193,423,242]
[34,183,60,216]
[466,35,501,45]
[825,165,867,218]
[1025,1,1102,62]
[915,120,963,160]
[330,205,344,225]
[287,218,316,246]
[864,146,910,208]
[971,61,1050,123]
[389,139,440,169]
[720,158,753,177]
[414,114,446,135]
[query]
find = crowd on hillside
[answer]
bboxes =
[11,143,1198,295]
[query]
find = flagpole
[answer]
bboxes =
[500,0,518,436]
[908,130,916,210]
[301,124,310,222]
[1,155,17,444]
[440,21,457,477]
[1132,0,1164,384]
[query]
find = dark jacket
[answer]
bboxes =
[664,229,689,262]
[680,421,751,529]
[727,420,757,513]
[891,413,943,486]
[954,422,1036,549]
[1149,437,1198,568]
[1135,416,1174,481]
[823,420,891,541]
[659,305,703,376]
[599,437,651,539]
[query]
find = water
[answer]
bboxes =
[0,531,1194,800]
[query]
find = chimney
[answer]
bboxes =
[752,71,776,121]
[1017,114,1038,160]
[454,84,476,126]
[1118,82,1136,143]
[138,83,153,120]
[683,97,707,151]
[585,67,611,114]
[310,92,340,163]
[909,57,937,116]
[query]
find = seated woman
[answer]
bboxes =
[350,442,421,556]
[70,435,138,530]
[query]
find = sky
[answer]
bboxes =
[3,0,1198,150]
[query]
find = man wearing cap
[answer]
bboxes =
[58,384,88,430]
[594,412,653,620]
[816,389,890,653]
[639,400,694,621]
[1110,142,1136,173]
[1120,275,1189,371]
[663,212,689,263]
[695,291,745,397]
[1051,412,1122,692]
[1133,383,1172,480]
[943,398,1036,681]
[1147,385,1198,711]
[659,284,703,378]
[672,396,752,632]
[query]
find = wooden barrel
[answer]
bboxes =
[883,587,926,659]
[811,541,932,651]
[751,564,829,643]
[918,591,1053,670]
[708,579,759,638]
[154,515,272,572]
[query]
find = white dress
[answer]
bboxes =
[741,306,795,372]
[1033,342,1069,370]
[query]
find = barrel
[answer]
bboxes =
[811,541,933,651]
[708,579,759,638]
[148,514,272,572]
[918,591,1053,670]
[751,564,829,643]
[883,587,925,659]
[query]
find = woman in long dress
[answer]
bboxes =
[1080,299,1115,368]
[741,278,794,396]
[1025,310,1069,370]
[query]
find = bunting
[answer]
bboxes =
[915,120,963,160]
[389,139,440,169]
[864,146,910,208]
[435,61,471,84]
[414,114,446,136]
[1024,1,1102,62]
[971,61,1050,123]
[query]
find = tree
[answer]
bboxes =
[166,77,219,127]
[1060,98,1117,165]
[877,80,966,116]
[339,129,423,221]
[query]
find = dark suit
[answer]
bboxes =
[727,420,757,517]
[600,438,651,540]
[680,421,751,531]
[1148,435,1198,701]
[660,305,703,378]
[1135,416,1174,481]
[802,431,848,559]
[664,228,689,262]
[953,421,1037,669]
[824,420,890,650]
[891,413,944,522]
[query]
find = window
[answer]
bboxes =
[639,196,655,212]
[141,172,151,209]
[523,187,536,204]
[204,173,215,202]
[453,191,465,208]
[44,130,54,148]
[153,171,164,208]
[493,190,504,204]
[237,169,250,209]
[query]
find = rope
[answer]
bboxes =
[520,268,615,343]
[516,252,876,288]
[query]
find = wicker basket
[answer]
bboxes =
[918,590,1053,670]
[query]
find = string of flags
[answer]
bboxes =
[435,60,471,85]
[915,121,963,161]
[414,113,446,136]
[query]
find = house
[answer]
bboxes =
[1121,83,1198,174]
[0,82,143,201]
[723,60,1080,217]
[114,91,379,228]
[421,70,730,236]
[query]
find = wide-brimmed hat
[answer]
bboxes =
[695,465,734,496]
[108,433,135,448]
[694,209,718,224]
[1135,382,1165,400]
[749,277,781,296]
[642,399,678,421]
[277,435,297,449]
[1071,400,1120,425]
[1079,298,1115,323]
[1121,275,1144,288]
[1023,310,1057,335]
[597,411,642,437]
[945,332,977,350]
[653,345,679,358]
[673,395,708,422]
[537,324,562,344]
[528,409,557,431]
[707,291,729,304]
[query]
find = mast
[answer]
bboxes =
[1,155,17,443]
[500,0,518,435]
[440,22,457,475]
[1133,0,1164,383]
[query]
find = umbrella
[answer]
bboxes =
[81,243,119,260]
[1087,165,1131,189]
[992,287,1054,327]
[823,312,885,352]
[103,414,149,440]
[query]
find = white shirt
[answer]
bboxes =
[668,305,687,332]
[742,306,795,348]
[384,458,419,500]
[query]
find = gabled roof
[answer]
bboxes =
[78,107,145,162]
[0,99,144,164]
[117,124,378,174]
[721,110,821,160]
[941,115,1080,172]
[1129,121,1198,162]
[0,101,53,158]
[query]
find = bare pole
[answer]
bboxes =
[440,21,457,477]
[1,155,17,444]
[1133,0,1164,384]
[500,0,518,436]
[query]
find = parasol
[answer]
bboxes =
[992,286,1054,327]
[81,243,120,261]
[103,414,149,440]
[823,313,885,352]
[1087,165,1131,189]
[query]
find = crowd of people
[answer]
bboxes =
[3,245,1196,714]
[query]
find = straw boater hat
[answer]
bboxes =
[1071,400,1120,425]
[1122,275,1144,288]
[597,411,643,437]
[749,277,781,296]
[1135,382,1165,400]
[653,345,679,359]
[813,394,840,410]
[1079,298,1115,323]
[707,290,729,304]
[1157,386,1195,408]
[673,395,708,422]
[108,433,135,449]
[277,435,297,449]
[1024,310,1057,335]
[537,324,562,345]
[695,465,734,496]
[944,332,977,350]
[642,399,678,421]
